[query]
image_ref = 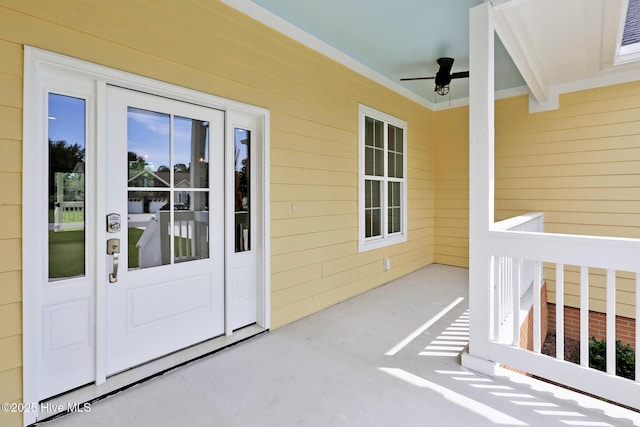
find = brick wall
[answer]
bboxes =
[547,303,636,348]
[520,282,549,351]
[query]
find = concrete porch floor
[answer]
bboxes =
[38,264,640,427]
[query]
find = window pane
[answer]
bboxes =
[391,126,403,154]
[388,125,396,152]
[365,116,374,147]
[394,154,404,178]
[174,116,209,189]
[365,180,381,238]
[373,119,383,148]
[373,146,383,176]
[366,208,381,238]
[234,128,251,252]
[388,182,401,234]
[388,125,403,179]
[365,146,384,177]
[365,179,381,209]
[365,116,384,177]
[48,93,86,281]
[127,107,170,188]
[365,146,374,175]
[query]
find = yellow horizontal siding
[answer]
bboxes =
[0,206,20,239]
[496,90,640,318]
[0,139,20,174]
[433,106,469,268]
[0,335,21,372]
[271,214,356,238]
[0,43,21,372]
[0,73,21,109]
[0,106,21,140]
[0,303,20,338]
[0,41,22,75]
[0,240,20,273]
[0,271,21,306]
[0,367,21,405]
[271,242,355,274]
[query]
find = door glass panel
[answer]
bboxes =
[128,190,170,269]
[127,107,170,188]
[234,128,250,252]
[127,109,210,269]
[48,93,86,281]
[174,191,209,263]
[174,116,209,189]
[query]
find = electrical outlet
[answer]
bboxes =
[383,257,391,271]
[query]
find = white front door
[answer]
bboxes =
[104,87,225,374]
[26,51,269,421]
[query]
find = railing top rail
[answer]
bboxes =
[493,212,543,231]
[490,229,640,271]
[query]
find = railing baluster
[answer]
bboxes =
[492,255,498,340]
[533,260,541,353]
[580,266,589,367]
[606,269,616,375]
[556,263,564,361]
[513,258,522,346]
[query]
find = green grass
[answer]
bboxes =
[128,227,144,269]
[49,230,85,279]
[48,227,196,278]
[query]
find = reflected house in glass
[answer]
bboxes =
[127,168,169,214]
[127,169,194,213]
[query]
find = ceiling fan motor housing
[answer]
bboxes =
[435,57,454,87]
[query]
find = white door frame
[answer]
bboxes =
[22,47,270,426]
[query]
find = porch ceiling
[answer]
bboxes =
[228,0,640,109]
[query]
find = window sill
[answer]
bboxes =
[358,234,407,253]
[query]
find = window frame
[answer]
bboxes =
[358,104,408,252]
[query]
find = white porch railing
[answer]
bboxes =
[137,211,209,267]
[493,212,543,343]
[52,201,84,231]
[488,218,640,409]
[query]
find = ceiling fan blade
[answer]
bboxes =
[450,71,470,79]
[400,76,435,81]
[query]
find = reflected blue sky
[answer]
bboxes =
[234,128,249,172]
[48,93,85,149]
[127,108,197,171]
[48,93,201,171]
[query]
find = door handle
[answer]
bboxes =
[107,238,120,283]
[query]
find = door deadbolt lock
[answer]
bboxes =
[106,213,121,233]
[107,238,120,283]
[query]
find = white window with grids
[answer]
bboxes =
[358,104,407,252]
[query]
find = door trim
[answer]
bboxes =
[23,46,270,426]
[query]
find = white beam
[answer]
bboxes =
[492,4,549,105]
[466,2,496,365]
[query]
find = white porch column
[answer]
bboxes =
[463,1,496,373]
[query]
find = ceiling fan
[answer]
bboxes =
[401,57,469,96]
